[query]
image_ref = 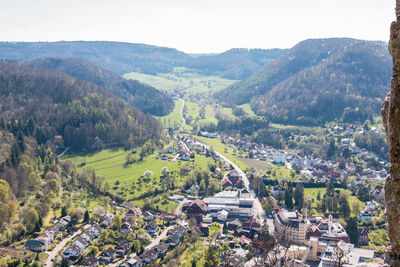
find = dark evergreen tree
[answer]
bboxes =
[346,217,359,245]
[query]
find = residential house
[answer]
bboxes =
[139,248,158,264]
[115,240,130,257]
[358,210,373,223]
[186,199,208,216]
[73,236,89,249]
[100,212,114,227]
[81,256,99,267]
[199,225,209,237]
[99,247,117,264]
[81,230,95,242]
[154,242,169,255]
[88,223,103,237]
[58,215,72,230]
[144,222,158,236]
[62,244,81,259]
[121,221,132,235]
[124,255,142,267]
[142,211,154,221]
[25,239,48,252]
[38,232,53,244]
[126,209,136,218]
[166,234,180,247]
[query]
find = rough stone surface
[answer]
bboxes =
[383,1,400,266]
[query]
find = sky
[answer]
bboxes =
[0,0,395,53]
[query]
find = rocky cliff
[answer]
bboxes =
[382,0,400,265]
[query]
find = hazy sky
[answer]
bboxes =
[0,0,395,53]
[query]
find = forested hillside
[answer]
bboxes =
[0,61,163,152]
[0,41,190,75]
[184,48,286,79]
[0,41,283,79]
[28,57,175,116]
[217,38,392,125]
[0,61,165,245]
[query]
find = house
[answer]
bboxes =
[227,169,240,179]
[88,223,103,237]
[99,247,117,264]
[166,234,180,247]
[25,239,48,252]
[161,154,169,160]
[199,225,209,236]
[73,236,90,249]
[139,248,158,263]
[154,242,169,255]
[142,211,154,221]
[358,210,373,223]
[115,240,130,256]
[81,255,99,267]
[44,224,60,235]
[121,221,132,235]
[38,232,54,244]
[216,209,229,222]
[144,222,158,236]
[186,199,208,215]
[81,230,95,242]
[62,244,81,259]
[359,228,370,246]
[171,224,187,239]
[126,209,137,218]
[228,219,243,231]
[239,235,252,246]
[58,215,72,230]
[124,255,143,267]
[100,212,114,227]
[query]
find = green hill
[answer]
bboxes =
[28,57,175,116]
[217,38,392,125]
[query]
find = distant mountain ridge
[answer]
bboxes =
[26,57,175,116]
[0,41,285,79]
[217,38,392,125]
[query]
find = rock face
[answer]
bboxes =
[382,1,400,265]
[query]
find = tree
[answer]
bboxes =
[294,183,304,210]
[144,170,153,178]
[61,206,67,217]
[339,196,350,218]
[346,217,359,245]
[351,201,360,216]
[284,189,293,210]
[0,179,9,202]
[113,214,122,230]
[84,210,90,222]
[161,167,169,176]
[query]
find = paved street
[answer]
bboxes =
[44,225,88,267]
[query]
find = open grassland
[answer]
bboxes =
[192,135,249,171]
[123,67,237,94]
[157,99,183,129]
[64,148,214,204]
[303,188,365,216]
[239,103,257,117]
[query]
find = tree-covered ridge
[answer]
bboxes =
[27,57,175,116]
[0,41,284,79]
[0,61,163,152]
[0,41,190,75]
[185,48,286,79]
[217,38,392,125]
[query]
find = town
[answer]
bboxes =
[20,124,387,267]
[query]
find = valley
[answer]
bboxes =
[0,38,392,267]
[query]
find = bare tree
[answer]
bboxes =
[327,241,350,267]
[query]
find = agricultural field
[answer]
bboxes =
[157,99,183,129]
[192,135,249,171]
[63,148,215,212]
[123,67,237,94]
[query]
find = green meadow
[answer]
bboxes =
[123,67,237,94]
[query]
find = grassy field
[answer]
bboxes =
[303,188,365,216]
[64,148,214,203]
[157,99,183,129]
[192,135,249,171]
[238,103,257,117]
[123,67,237,94]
